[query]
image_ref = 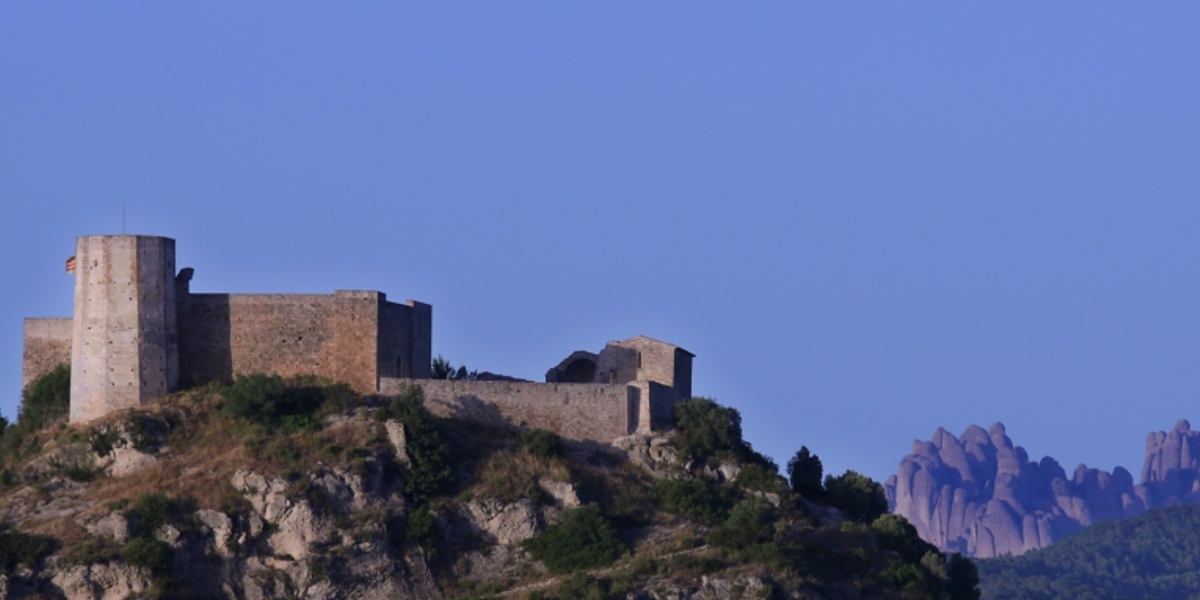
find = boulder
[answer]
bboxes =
[538,479,581,507]
[459,498,541,545]
[103,448,157,478]
[196,509,235,558]
[83,511,129,544]
[51,563,151,600]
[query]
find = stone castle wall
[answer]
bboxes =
[70,236,178,424]
[178,291,431,395]
[26,235,685,437]
[379,378,642,443]
[22,318,72,386]
[614,337,693,401]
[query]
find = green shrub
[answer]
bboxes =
[734,462,785,493]
[405,505,441,557]
[220,373,353,431]
[523,504,626,574]
[2,364,70,456]
[628,556,661,577]
[672,398,746,462]
[377,385,454,505]
[651,478,735,526]
[879,559,934,592]
[708,499,777,550]
[786,446,824,499]
[824,470,888,523]
[18,364,70,431]
[552,573,623,600]
[0,528,57,573]
[88,428,121,457]
[871,514,938,564]
[122,537,172,575]
[64,538,122,566]
[669,553,723,576]
[131,493,172,538]
[520,428,563,458]
[308,558,330,583]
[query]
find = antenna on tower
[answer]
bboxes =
[122,204,126,234]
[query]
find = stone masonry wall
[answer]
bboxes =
[616,337,682,390]
[178,292,380,394]
[380,378,635,443]
[378,300,431,380]
[70,235,177,424]
[22,318,72,387]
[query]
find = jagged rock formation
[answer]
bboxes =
[1140,419,1200,504]
[888,419,1200,559]
[886,422,1151,558]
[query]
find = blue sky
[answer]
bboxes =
[3,4,1199,483]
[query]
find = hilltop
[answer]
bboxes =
[0,368,980,599]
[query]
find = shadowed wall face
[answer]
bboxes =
[22,318,71,387]
[69,235,177,424]
[381,378,638,442]
[378,299,432,380]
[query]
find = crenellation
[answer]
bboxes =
[24,234,692,445]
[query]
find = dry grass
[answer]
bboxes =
[23,515,90,550]
[77,389,383,519]
[469,449,572,504]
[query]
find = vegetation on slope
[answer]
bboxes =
[0,367,981,599]
[977,503,1200,600]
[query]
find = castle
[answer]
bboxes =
[23,235,692,442]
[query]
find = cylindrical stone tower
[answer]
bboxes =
[70,235,178,423]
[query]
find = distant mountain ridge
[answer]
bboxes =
[886,419,1200,558]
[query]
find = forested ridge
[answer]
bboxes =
[978,503,1200,600]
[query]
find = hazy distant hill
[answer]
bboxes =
[976,502,1200,600]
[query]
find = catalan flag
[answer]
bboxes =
[66,255,76,274]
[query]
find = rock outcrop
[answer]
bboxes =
[888,419,1200,558]
[886,422,1150,558]
[1140,419,1200,504]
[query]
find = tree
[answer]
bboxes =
[673,398,746,462]
[786,446,824,499]
[945,553,981,600]
[431,355,453,380]
[431,355,478,381]
[824,470,888,523]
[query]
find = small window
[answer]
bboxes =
[637,352,642,368]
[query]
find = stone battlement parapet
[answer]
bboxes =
[22,235,691,445]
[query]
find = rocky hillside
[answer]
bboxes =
[887,420,1200,559]
[0,369,980,599]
